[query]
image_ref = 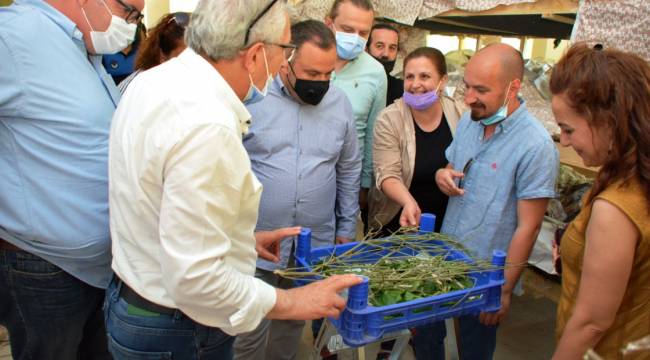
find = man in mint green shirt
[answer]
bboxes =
[325,0,387,216]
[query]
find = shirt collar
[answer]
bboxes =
[332,51,364,80]
[273,74,287,95]
[177,48,252,134]
[275,74,301,104]
[17,0,81,42]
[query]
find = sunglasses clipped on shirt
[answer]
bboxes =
[458,158,475,190]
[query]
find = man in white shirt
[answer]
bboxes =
[233,20,361,360]
[105,0,361,358]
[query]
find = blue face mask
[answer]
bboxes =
[480,82,513,126]
[243,48,273,105]
[334,29,367,60]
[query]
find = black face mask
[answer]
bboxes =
[372,55,396,74]
[289,64,330,106]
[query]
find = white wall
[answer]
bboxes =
[169,0,199,12]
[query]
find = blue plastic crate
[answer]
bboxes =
[293,213,506,347]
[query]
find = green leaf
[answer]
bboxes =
[375,289,403,306]
[403,291,419,302]
[422,280,438,294]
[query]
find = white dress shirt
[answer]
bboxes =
[108,48,276,335]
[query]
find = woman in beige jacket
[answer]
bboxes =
[369,47,464,235]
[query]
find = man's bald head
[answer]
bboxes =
[463,43,524,121]
[469,43,524,85]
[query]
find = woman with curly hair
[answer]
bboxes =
[550,43,650,359]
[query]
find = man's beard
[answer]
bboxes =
[469,102,487,121]
[372,55,396,74]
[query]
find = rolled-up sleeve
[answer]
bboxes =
[159,123,276,335]
[373,109,403,191]
[515,138,559,200]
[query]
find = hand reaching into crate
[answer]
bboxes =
[399,200,422,227]
[267,274,364,320]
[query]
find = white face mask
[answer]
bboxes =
[81,0,137,55]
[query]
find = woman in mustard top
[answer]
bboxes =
[549,44,650,359]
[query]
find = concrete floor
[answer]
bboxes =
[493,289,557,359]
[0,269,559,360]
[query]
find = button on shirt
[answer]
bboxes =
[244,76,361,272]
[441,102,559,261]
[332,52,387,188]
[109,48,275,335]
[0,0,120,288]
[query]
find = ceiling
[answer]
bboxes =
[410,13,576,39]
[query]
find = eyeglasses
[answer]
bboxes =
[268,42,297,61]
[244,0,279,46]
[168,12,190,28]
[113,0,143,24]
[458,158,474,189]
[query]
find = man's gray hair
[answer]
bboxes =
[185,0,287,61]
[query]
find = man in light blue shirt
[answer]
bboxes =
[0,0,142,358]
[324,0,387,224]
[430,44,559,359]
[234,20,361,360]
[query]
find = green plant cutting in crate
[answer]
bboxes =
[277,230,499,307]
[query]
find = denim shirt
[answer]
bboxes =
[244,76,361,271]
[0,0,119,288]
[441,101,559,261]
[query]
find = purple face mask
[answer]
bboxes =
[402,82,442,110]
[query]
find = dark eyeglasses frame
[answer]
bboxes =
[458,158,474,189]
[244,0,279,46]
[113,0,143,24]
[268,42,297,61]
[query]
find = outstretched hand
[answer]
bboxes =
[268,274,364,320]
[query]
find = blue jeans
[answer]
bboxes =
[412,315,498,360]
[0,248,110,360]
[233,268,303,360]
[104,277,234,359]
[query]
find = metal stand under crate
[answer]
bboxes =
[310,318,461,360]
[311,319,411,360]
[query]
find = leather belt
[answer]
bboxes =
[118,278,177,315]
[0,238,21,251]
